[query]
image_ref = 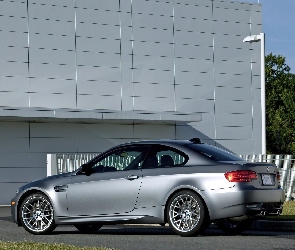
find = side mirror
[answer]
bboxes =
[81,163,93,176]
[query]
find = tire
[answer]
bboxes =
[19,193,56,235]
[167,190,208,237]
[216,218,252,235]
[74,224,102,233]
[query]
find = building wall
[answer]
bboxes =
[0,0,262,204]
[0,121,183,204]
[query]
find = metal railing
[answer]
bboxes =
[47,153,100,176]
[240,154,295,201]
[47,153,295,201]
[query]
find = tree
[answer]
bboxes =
[265,53,295,154]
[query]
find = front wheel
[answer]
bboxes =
[216,218,252,235]
[19,193,56,235]
[74,224,102,233]
[167,190,208,237]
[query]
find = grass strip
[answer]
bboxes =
[0,241,116,250]
[267,201,295,221]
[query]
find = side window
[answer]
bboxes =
[143,145,188,168]
[157,150,186,168]
[92,146,150,172]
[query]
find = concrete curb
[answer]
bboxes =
[251,220,295,232]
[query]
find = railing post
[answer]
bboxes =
[281,155,292,193]
[285,167,295,201]
[47,154,57,176]
[275,154,283,168]
[266,154,273,163]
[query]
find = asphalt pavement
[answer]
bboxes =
[251,219,295,232]
[1,206,295,250]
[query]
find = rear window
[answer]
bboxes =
[186,143,244,161]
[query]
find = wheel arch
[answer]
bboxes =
[163,186,211,223]
[16,188,54,225]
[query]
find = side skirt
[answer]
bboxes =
[55,215,163,225]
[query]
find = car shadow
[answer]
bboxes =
[52,225,175,236]
[50,225,283,237]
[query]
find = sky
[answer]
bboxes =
[234,0,295,73]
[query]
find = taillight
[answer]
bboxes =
[225,170,257,182]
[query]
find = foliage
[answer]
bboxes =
[265,53,295,154]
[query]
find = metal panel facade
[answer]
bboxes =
[0,0,262,204]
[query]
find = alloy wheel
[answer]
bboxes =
[20,193,55,234]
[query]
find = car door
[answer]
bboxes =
[137,145,189,209]
[66,145,150,217]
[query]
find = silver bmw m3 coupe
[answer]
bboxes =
[11,138,284,236]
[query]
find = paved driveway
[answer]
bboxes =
[1,207,295,250]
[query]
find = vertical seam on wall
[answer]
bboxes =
[130,0,135,136]
[172,0,176,112]
[173,0,177,139]
[119,0,123,139]
[27,0,30,107]
[74,0,78,109]
[131,0,135,111]
[29,122,31,163]
[212,0,217,143]
[74,0,78,152]
[130,0,135,134]
[119,0,123,111]
[250,5,254,153]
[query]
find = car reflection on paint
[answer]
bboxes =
[11,138,284,236]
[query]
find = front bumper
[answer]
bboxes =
[11,194,20,225]
[11,202,17,224]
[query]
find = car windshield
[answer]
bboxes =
[186,143,244,161]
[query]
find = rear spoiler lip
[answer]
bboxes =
[242,162,277,167]
[219,161,277,167]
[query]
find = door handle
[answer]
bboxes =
[125,175,139,180]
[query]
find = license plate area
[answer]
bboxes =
[261,174,274,186]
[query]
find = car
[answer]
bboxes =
[11,138,284,236]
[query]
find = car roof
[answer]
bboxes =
[117,139,197,147]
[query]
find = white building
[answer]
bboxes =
[0,0,262,204]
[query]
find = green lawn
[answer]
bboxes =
[267,201,295,221]
[0,241,116,250]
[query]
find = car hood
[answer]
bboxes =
[33,171,75,182]
[17,171,75,191]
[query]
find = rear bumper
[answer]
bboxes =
[247,202,283,216]
[204,187,285,220]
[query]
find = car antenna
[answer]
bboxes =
[189,138,202,144]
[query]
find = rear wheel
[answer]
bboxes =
[167,190,208,237]
[74,224,102,233]
[19,193,56,235]
[216,218,252,235]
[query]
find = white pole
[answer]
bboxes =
[260,33,266,155]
